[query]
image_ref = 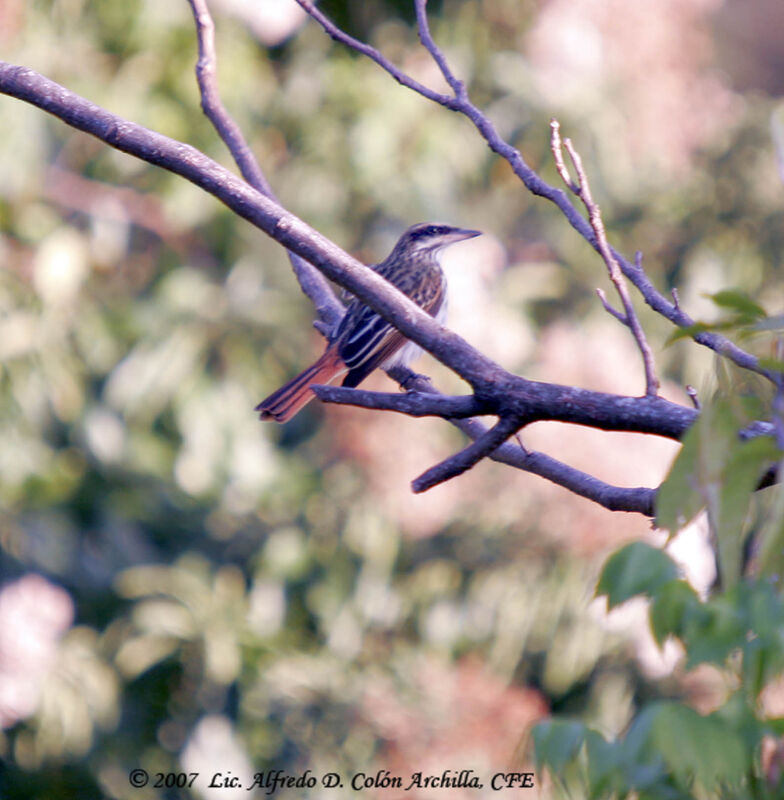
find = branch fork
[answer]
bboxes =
[550,119,660,397]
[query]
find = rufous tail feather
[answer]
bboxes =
[256,349,346,423]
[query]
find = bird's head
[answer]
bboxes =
[390,222,482,261]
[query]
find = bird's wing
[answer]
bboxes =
[337,280,445,388]
[338,304,398,371]
[341,330,405,388]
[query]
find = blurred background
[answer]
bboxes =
[0,0,783,797]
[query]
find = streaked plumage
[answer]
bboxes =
[256,223,481,422]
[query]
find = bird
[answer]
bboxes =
[256,222,481,422]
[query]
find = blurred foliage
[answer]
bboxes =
[538,292,784,797]
[536,545,784,799]
[2,1,784,799]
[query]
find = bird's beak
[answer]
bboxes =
[446,227,482,244]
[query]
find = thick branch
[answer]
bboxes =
[314,380,701,440]
[386,370,658,514]
[0,62,499,391]
[312,385,484,418]
[313,374,652,504]
[1,61,775,506]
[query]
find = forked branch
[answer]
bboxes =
[550,119,660,397]
[186,0,343,329]
[295,0,776,385]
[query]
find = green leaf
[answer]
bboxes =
[715,436,780,588]
[655,420,704,533]
[754,474,784,583]
[764,717,784,737]
[649,579,700,646]
[681,593,745,668]
[618,706,668,789]
[713,691,763,755]
[648,702,747,790]
[706,290,767,321]
[740,583,784,694]
[657,398,778,586]
[585,730,627,800]
[596,543,679,609]
[757,356,784,371]
[666,291,768,345]
[532,719,586,772]
[744,579,784,638]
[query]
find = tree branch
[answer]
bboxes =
[312,385,484,418]
[596,288,628,325]
[0,57,775,509]
[0,62,498,391]
[550,119,660,397]
[413,0,467,100]
[295,1,778,385]
[412,414,524,492]
[0,62,708,437]
[385,371,658,513]
[186,0,343,329]
[293,0,459,110]
[312,374,701,438]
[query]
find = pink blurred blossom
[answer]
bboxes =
[0,574,74,728]
[361,657,546,798]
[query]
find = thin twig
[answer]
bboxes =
[685,385,700,410]
[188,0,272,192]
[774,338,784,449]
[596,288,627,324]
[484,434,656,514]
[413,0,467,99]
[549,118,579,194]
[293,0,457,109]
[412,415,524,492]
[187,0,343,329]
[295,3,777,385]
[553,125,660,396]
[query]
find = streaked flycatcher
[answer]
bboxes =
[256,222,481,422]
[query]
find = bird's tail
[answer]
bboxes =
[255,349,347,423]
